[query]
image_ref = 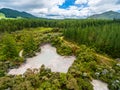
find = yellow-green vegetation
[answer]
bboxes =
[0,13,15,20]
[0,27,57,66]
[22,27,53,32]
[0,13,5,19]
[0,27,119,90]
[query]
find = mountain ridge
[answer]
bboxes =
[88,11,120,19]
[0,8,37,18]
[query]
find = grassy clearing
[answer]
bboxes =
[0,13,5,19]
[22,27,53,32]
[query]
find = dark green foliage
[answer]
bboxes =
[75,45,96,62]
[12,81,34,90]
[92,63,120,90]
[0,33,18,60]
[0,18,114,33]
[108,79,120,90]
[77,78,93,90]
[64,20,120,58]
[23,33,37,57]
[0,76,12,89]
[0,66,93,90]
[57,43,73,56]
[0,61,8,77]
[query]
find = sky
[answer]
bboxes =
[0,0,120,19]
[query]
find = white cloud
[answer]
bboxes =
[88,0,101,6]
[87,0,120,14]
[0,0,65,10]
[0,0,120,18]
[75,0,88,4]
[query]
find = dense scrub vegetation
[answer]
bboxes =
[0,19,120,90]
[0,19,120,58]
[0,27,94,90]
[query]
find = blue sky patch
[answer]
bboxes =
[59,0,89,10]
[59,0,76,9]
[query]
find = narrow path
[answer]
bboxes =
[19,50,23,57]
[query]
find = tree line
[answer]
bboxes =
[0,18,117,33]
[0,18,120,58]
[63,20,120,58]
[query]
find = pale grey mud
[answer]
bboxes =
[91,80,109,90]
[8,44,76,75]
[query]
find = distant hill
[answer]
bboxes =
[88,11,120,19]
[0,8,37,18]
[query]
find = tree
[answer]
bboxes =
[1,33,18,60]
[23,33,37,57]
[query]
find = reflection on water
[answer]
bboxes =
[8,44,76,75]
